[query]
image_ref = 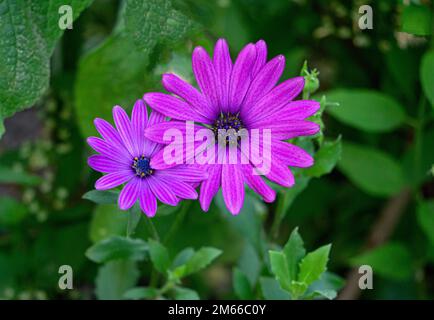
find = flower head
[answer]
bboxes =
[87,100,207,217]
[144,39,320,215]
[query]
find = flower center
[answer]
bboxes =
[212,112,244,132]
[132,156,154,178]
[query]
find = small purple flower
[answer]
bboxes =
[87,100,207,217]
[144,39,320,215]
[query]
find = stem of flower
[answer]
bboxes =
[163,201,191,244]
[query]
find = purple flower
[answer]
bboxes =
[87,100,207,217]
[144,39,320,215]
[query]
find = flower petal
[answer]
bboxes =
[192,46,220,114]
[88,155,129,173]
[257,120,320,140]
[144,93,209,123]
[228,43,256,113]
[213,39,232,112]
[145,111,166,157]
[139,181,157,217]
[162,73,215,122]
[118,178,140,210]
[242,163,276,203]
[146,176,179,206]
[272,140,314,168]
[240,55,285,115]
[112,106,137,156]
[252,40,267,77]
[158,176,198,200]
[87,137,130,164]
[95,171,133,190]
[249,100,320,127]
[222,164,245,215]
[131,99,148,155]
[265,163,295,187]
[157,165,208,182]
[199,164,222,212]
[145,121,204,145]
[94,118,127,154]
[244,76,305,125]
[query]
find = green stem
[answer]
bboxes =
[143,217,160,287]
[271,191,287,240]
[163,201,191,244]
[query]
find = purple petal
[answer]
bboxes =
[144,111,166,157]
[199,164,222,212]
[240,55,285,115]
[118,178,140,210]
[88,155,128,173]
[228,43,256,113]
[244,77,305,125]
[265,163,295,187]
[156,165,208,182]
[192,47,220,114]
[145,121,203,145]
[139,181,157,217]
[144,93,210,123]
[222,164,245,215]
[131,99,148,155]
[251,40,267,77]
[94,118,128,154]
[112,106,137,156]
[213,39,232,112]
[272,140,314,168]
[87,137,130,164]
[249,100,320,126]
[146,176,179,206]
[158,176,198,200]
[257,120,320,140]
[242,164,276,203]
[95,171,134,190]
[162,73,215,122]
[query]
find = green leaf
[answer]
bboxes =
[0,197,28,226]
[172,247,195,269]
[174,287,200,300]
[0,166,42,186]
[82,190,119,205]
[338,142,405,197]
[124,0,197,55]
[126,204,142,237]
[350,243,413,280]
[89,204,128,243]
[238,242,261,286]
[304,289,337,300]
[326,89,405,132]
[283,227,306,282]
[0,0,93,130]
[95,260,140,300]
[305,272,345,300]
[233,268,254,299]
[421,50,434,108]
[401,4,432,36]
[123,287,158,300]
[269,251,291,292]
[259,277,291,300]
[305,137,341,178]
[148,239,171,274]
[75,34,150,137]
[298,244,331,287]
[172,247,222,279]
[417,201,434,246]
[85,236,148,263]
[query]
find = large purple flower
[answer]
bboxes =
[144,39,320,215]
[87,100,207,217]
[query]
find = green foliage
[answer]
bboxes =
[326,90,406,132]
[86,236,148,263]
[401,4,432,36]
[350,243,413,281]
[305,137,342,178]
[0,197,27,226]
[148,239,171,274]
[0,0,93,135]
[338,142,405,197]
[421,50,434,108]
[268,228,337,300]
[417,201,434,246]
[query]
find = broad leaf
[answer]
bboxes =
[298,244,331,287]
[148,239,171,274]
[259,277,291,300]
[326,89,405,132]
[417,201,434,246]
[269,251,291,292]
[401,4,432,36]
[86,236,148,263]
[82,190,119,205]
[305,137,341,178]
[233,268,254,300]
[421,50,434,108]
[174,287,200,300]
[283,227,306,282]
[123,287,158,300]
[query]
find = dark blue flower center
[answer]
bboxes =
[132,156,154,178]
[213,112,244,132]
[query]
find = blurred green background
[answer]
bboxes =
[0,0,433,300]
